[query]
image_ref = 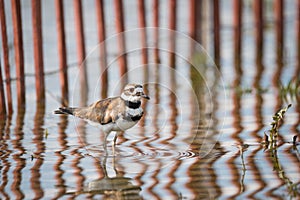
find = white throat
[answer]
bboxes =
[121,93,141,102]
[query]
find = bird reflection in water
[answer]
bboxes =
[69,155,142,199]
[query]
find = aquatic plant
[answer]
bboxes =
[226,85,269,96]
[270,144,299,198]
[263,104,299,197]
[264,104,292,146]
[280,79,300,102]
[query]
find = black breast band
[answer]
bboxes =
[124,111,144,122]
[125,100,141,109]
[130,115,143,121]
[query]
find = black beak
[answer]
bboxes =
[142,94,150,100]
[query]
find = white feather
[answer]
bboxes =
[127,107,143,116]
[121,93,140,102]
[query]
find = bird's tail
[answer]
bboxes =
[54,107,76,115]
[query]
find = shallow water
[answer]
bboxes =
[1,0,300,199]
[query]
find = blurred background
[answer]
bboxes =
[0,0,299,199]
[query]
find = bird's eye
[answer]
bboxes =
[129,88,135,93]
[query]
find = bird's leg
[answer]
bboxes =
[113,132,118,146]
[112,132,118,156]
[103,155,108,177]
[104,132,109,156]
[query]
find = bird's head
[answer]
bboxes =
[121,83,150,102]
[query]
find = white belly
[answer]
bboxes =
[115,118,138,131]
[102,118,138,133]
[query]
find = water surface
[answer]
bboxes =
[0,1,299,199]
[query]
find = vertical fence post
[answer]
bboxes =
[189,0,202,57]
[253,0,264,57]
[153,0,160,63]
[212,0,220,66]
[55,0,68,106]
[253,0,264,89]
[74,0,86,65]
[11,0,25,109]
[274,0,284,49]
[233,0,242,63]
[32,0,45,103]
[297,0,300,53]
[95,0,108,99]
[138,0,149,111]
[169,0,176,31]
[272,0,284,87]
[232,0,243,87]
[169,0,176,68]
[296,0,300,79]
[190,0,197,41]
[74,0,88,106]
[0,0,13,114]
[114,0,128,81]
[0,61,6,115]
[138,0,148,65]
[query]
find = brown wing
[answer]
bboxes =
[89,97,124,124]
[91,97,117,125]
[70,97,123,125]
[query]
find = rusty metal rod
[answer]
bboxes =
[74,0,88,106]
[274,0,284,49]
[213,0,220,66]
[169,0,176,31]
[272,0,284,87]
[297,0,300,51]
[11,0,25,109]
[0,0,13,114]
[297,0,300,49]
[189,0,202,43]
[95,0,108,99]
[74,0,86,64]
[189,0,196,57]
[190,0,196,40]
[233,0,242,60]
[253,0,264,54]
[296,0,300,79]
[0,61,6,115]
[32,0,45,103]
[138,0,149,86]
[55,0,68,106]
[153,0,160,63]
[169,0,176,68]
[138,0,148,65]
[114,0,128,79]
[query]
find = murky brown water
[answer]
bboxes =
[1,1,300,199]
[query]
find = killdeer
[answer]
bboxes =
[55,83,150,154]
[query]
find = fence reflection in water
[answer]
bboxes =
[0,1,299,199]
